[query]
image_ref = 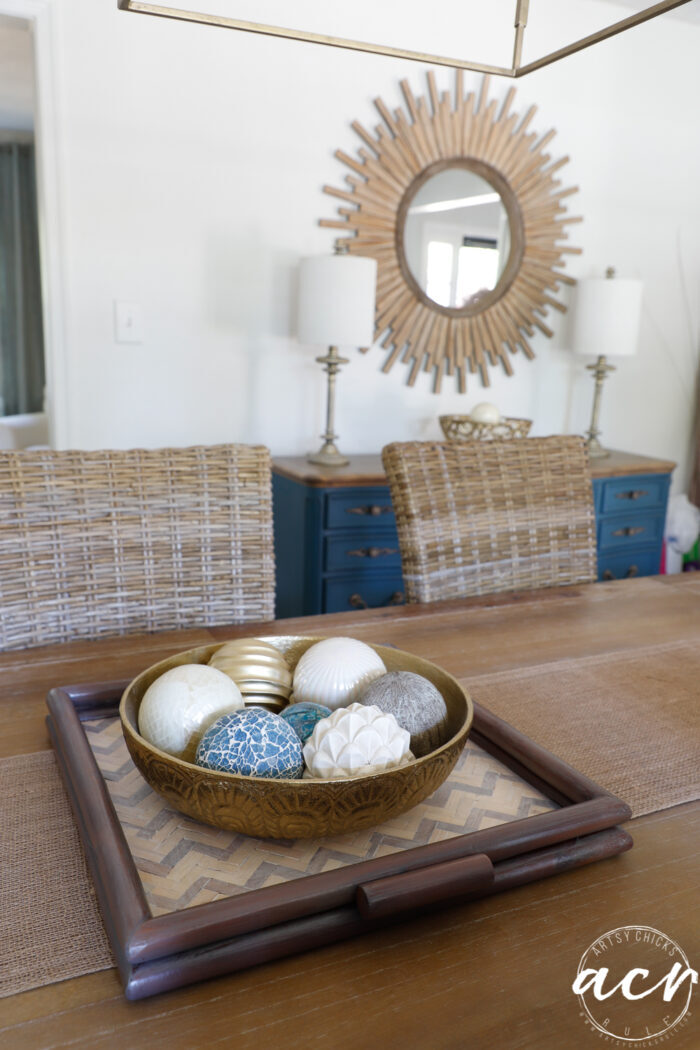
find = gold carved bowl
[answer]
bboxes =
[439,415,533,441]
[120,637,473,840]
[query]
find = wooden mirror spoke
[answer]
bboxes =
[324,73,579,391]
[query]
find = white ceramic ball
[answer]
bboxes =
[470,401,501,423]
[292,637,387,711]
[138,663,244,762]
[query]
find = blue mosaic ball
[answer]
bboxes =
[280,702,332,744]
[195,708,304,779]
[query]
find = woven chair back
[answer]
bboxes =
[382,437,597,603]
[0,444,275,650]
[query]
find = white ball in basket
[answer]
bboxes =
[138,664,244,762]
[303,703,413,778]
[292,637,386,711]
[469,401,501,424]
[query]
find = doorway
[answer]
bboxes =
[0,12,48,445]
[0,0,65,448]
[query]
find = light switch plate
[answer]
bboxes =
[114,300,144,344]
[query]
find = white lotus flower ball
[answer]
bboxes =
[138,663,244,762]
[303,703,413,779]
[292,637,386,711]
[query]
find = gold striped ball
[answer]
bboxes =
[209,639,292,702]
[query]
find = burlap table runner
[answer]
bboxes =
[466,638,700,818]
[2,637,698,1000]
[0,751,114,999]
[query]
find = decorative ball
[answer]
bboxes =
[280,702,332,744]
[358,671,449,758]
[209,639,292,701]
[303,703,412,779]
[242,695,287,714]
[195,708,304,779]
[138,664,244,762]
[470,401,501,424]
[292,637,386,711]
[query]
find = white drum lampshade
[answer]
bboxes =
[572,277,643,359]
[572,271,643,458]
[298,254,377,348]
[297,254,378,467]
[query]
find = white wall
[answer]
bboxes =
[32,0,700,491]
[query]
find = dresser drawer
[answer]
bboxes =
[598,548,661,581]
[324,574,406,614]
[598,511,664,551]
[325,488,395,530]
[599,475,668,514]
[324,534,402,573]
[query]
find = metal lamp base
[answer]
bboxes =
[586,438,611,459]
[307,346,351,469]
[584,354,616,459]
[307,443,350,467]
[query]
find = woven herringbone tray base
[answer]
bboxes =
[86,717,556,917]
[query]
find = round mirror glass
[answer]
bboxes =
[401,166,512,312]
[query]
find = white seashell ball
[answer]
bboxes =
[303,703,413,779]
[138,663,244,762]
[292,637,387,711]
[469,401,501,423]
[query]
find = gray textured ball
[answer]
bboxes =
[357,671,448,757]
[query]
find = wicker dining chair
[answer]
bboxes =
[0,444,275,651]
[382,436,597,604]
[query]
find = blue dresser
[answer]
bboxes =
[591,450,674,582]
[273,451,674,617]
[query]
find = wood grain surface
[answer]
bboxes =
[1,576,698,1049]
[271,449,676,487]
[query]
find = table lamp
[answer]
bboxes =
[297,252,378,467]
[572,267,643,458]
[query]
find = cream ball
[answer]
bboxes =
[470,401,501,424]
[292,637,386,711]
[138,663,244,762]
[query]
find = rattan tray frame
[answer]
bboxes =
[46,681,632,1001]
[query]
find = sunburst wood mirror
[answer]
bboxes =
[322,73,581,393]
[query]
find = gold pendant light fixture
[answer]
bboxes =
[118,1,695,78]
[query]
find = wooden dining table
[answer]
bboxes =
[1,575,698,1050]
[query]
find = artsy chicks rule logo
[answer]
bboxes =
[572,926,697,1045]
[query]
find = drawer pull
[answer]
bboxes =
[614,489,648,501]
[348,591,405,610]
[603,565,639,582]
[346,504,393,517]
[347,546,398,559]
[612,526,645,538]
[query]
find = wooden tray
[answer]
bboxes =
[46,681,633,1000]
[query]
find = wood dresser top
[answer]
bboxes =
[272,449,676,487]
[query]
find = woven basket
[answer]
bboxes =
[439,415,533,441]
[0,444,275,651]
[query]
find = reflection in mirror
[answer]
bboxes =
[402,168,511,311]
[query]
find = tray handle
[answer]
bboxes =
[356,853,494,920]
